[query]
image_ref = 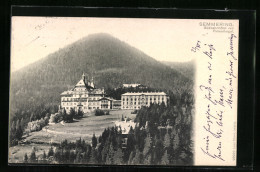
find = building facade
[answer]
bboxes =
[121,92,168,110]
[60,73,105,113]
[60,73,122,113]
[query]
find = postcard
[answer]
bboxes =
[9,17,238,166]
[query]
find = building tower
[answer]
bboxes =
[90,76,95,88]
[82,72,86,83]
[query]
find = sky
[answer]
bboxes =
[11,17,197,72]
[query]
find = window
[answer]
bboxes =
[123,98,125,101]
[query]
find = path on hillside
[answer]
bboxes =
[43,127,94,138]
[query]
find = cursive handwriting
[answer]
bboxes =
[227,34,237,60]
[214,88,225,107]
[226,60,236,79]
[195,32,237,163]
[216,110,224,127]
[191,40,201,52]
[203,44,216,59]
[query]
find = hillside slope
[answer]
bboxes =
[160,60,195,81]
[10,33,193,119]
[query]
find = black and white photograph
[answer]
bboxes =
[8,17,238,166]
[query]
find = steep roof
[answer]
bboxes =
[72,78,94,91]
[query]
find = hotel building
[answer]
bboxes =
[60,73,105,113]
[121,92,168,110]
[60,73,122,113]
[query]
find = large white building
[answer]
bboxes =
[60,73,105,113]
[60,73,122,113]
[121,92,168,110]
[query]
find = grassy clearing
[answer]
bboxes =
[9,109,136,163]
[9,143,50,163]
[44,109,135,140]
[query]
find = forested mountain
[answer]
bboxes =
[10,33,194,121]
[160,60,195,81]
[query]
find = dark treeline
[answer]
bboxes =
[105,86,156,100]
[95,109,110,116]
[9,103,59,146]
[25,102,193,165]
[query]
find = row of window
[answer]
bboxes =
[122,106,141,109]
[64,106,100,110]
[62,97,102,101]
[62,101,101,106]
[122,100,165,105]
[122,97,165,101]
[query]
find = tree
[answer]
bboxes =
[82,151,88,163]
[163,131,171,149]
[29,150,37,163]
[64,108,75,123]
[154,137,164,164]
[15,119,23,140]
[128,151,135,165]
[23,153,28,163]
[75,152,81,164]
[143,134,152,157]
[113,148,124,165]
[173,133,180,151]
[92,134,97,149]
[89,148,97,164]
[48,147,54,157]
[76,110,84,119]
[105,143,115,164]
[20,118,25,129]
[161,150,170,165]
[54,149,61,162]
[125,127,135,160]
[131,148,142,165]
[69,151,75,163]
[143,152,152,165]
[43,151,47,160]
[64,149,70,163]
[10,120,16,146]
[30,113,35,122]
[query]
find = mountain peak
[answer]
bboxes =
[10,34,193,119]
